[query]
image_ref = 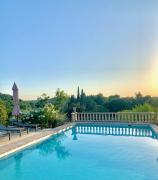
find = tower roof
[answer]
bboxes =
[12,82,18,90]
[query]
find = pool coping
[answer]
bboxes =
[0,123,75,159]
[0,122,158,159]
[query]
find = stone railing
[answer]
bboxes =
[71,112,158,123]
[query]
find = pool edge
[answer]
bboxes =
[0,123,75,159]
[1,122,158,159]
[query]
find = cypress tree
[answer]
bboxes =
[77,86,80,100]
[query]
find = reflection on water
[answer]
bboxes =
[0,151,24,172]
[0,132,70,172]
[37,132,70,160]
[14,152,23,178]
[72,123,158,140]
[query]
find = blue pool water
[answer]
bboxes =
[0,123,158,180]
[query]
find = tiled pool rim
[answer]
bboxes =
[0,122,158,159]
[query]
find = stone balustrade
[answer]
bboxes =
[71,112,158,123]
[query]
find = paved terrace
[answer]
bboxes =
[0,123,74,158]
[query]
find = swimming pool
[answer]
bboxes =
[0,123,158,180]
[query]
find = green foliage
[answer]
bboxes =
[105,98,134,112]
[0,100,8,125]
[130,103,155,112]
[66,88,158,115]
[108,95,120,101]
[43,103,63,127]
[54,89,69,111]
[22,103,67,128]
[77,86,80,100]
[2,87,158,126]
[35,93,50,108]
[0,93,34,116]
[0,93,13,116]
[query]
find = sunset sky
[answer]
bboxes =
[1,0,158,100]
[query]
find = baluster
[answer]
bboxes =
[98,113,101,121]
[84,113,85,121]
[139,113,141,122]
[113,113,115,121]
[145,113,147,122]
[100,113,102,121]
[106,113,108,121]
[133,113,135,122]
[111,113,114,121]
[92,113,94,121]
[111,113,113,121]
[109,113,111,121]
[142,113,144,122]
[83,113,85,121]
[105,113,107,121]
[125,113,128,122]
[118,113,121,121]
[95,114,97,121]
[146,113,148,122]
[80,113,82,121]
[87,113,89,121]
[103,113,105,121]
[110,113,112,121]
[141,113,143,122]
[122,113,124,121]
[115,113,117,121]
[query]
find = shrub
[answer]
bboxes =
[131,103,155,112]
[0,100,8,125]
[22,103,67,128]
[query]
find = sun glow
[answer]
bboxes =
[148,58,158,95]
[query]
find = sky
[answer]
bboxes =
[0,0,158,100]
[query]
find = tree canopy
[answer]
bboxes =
[0,100,8,125]
[1,88,158,126]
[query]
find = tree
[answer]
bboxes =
[54,89,69,111]
[107,98,133,112]
[0,100,8,125]
[80,89,86,111]
[85,97,97,112]
[77,86,80,100]
[36,93,50,108]
[67,95,77,116]
[108,95,120,101]
[135,92,143,99]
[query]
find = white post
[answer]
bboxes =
[71,107,77,121]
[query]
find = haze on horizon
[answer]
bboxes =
[1,0,158,100]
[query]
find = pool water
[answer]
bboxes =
[0,123,158,180]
